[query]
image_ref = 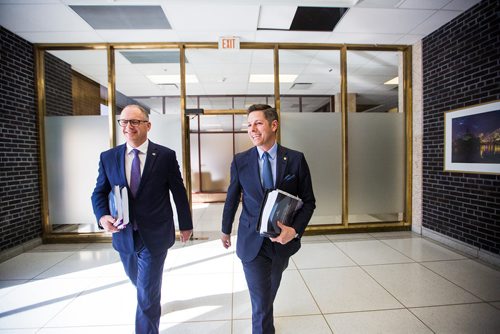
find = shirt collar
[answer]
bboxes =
[257,142,277,160]
[127,140,149,155]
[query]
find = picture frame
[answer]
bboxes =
[444,100,500,174]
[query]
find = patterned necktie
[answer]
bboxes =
[130,149,141,197]
[262,151,273,190]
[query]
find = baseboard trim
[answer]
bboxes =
[422,227,500,267]
[0,237,43,263]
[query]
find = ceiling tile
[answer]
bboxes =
[258,5,297,30]
[443,0,482,11]
[411,10,462,35]
[0,4,92,32]
[335,8,435,34]
[398,0,450,10]
[165,4,260,31]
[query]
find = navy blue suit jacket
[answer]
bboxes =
[91,141,192,255]
[222,144,315,262]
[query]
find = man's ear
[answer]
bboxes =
[271,120,279,132]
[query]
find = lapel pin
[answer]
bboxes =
[152,153,156,156]
[284,157,287,161]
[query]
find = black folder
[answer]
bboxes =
[257,189,302,237]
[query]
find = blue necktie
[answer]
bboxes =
[130,149,141,197]
[262,152,273,190]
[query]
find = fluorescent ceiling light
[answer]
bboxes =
[384,77,399,85]
[249,74,297,83]
[147,74,199,84]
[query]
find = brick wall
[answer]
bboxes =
[0,27,42,251]
[45,52,73,116]
[422,0,500,254]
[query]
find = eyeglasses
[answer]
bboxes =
[117,119,149,127]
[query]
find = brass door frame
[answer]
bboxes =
[35,42,412,243]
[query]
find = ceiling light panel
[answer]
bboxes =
[70,5,171,29]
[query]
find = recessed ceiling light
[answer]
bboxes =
[249,74,297,83]
[384,77,399,85]
[147,74,199,84]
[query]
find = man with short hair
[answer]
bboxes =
[92,104,192,334]
[221,104,316,333]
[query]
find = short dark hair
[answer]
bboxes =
[247,104,278,124]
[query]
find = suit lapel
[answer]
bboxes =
[116,144,127,186]
[247,147,264,195]
[138,141,158,196]
[276,144,288,187]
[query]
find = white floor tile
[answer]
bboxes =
[161,272,233,322]
[335,240,414,265]
[37,325,133,333]
[0,330,37,333]
[411,303,500,334]
[274,270,321,316]
[292,243,357,269]
[0,280,27,298]
[275,315,333,333]
[167,240,234,274]
[326,233,374,241]
[159,320,231,334]
[34,250,123,279]
[0,252,73,280]
[0,278,95,328]
[30,244,90,252]
[381,238,465,262]
[364,263,480,307]
[301,267,403,313]
[422,259,500,301]
[45,277,135,327]
[325,309,433,334]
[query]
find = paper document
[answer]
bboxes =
[258,189,302,238]
[108,185,129,229]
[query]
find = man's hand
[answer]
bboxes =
[99,215,119,233]
[221,233,232,249]
[270,222,296,245]
[180,229,193,243]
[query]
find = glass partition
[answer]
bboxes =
[43,49,108,232]
[347,50,405,223]
[279,50,342,225]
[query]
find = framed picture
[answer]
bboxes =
[444,100,500,174]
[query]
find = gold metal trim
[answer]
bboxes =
[180,45,192,210]
[35,47,51,236]
[107,45,116,148]
[404,46,413,225]
[274,45,281,143]
[203,109,247,115]
[35,41,413,242]
[340,46,348,227]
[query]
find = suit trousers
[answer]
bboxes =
[119,231,167,334]
[242,238,291,334]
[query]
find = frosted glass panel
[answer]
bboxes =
[116,113,183,172]
[281,113,342,225]
[45,116,109,226]
[235,133,252,154]
[348,113,404,222]
[200,134,233,192]
[190,133,200,192]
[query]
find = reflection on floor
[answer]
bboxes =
[1,204,500,333]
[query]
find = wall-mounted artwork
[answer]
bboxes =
[444,101,500,174]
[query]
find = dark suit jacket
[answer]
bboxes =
[91,141,192,255]
[222,144,315,262]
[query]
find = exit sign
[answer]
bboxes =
[219,36,240,50]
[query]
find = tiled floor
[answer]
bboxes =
[1,204,500,333]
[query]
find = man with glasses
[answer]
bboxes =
[92,104,192,334]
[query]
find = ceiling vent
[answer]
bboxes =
[70,5,171,29]
[290,7,348,32]
[120,51,185,64]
